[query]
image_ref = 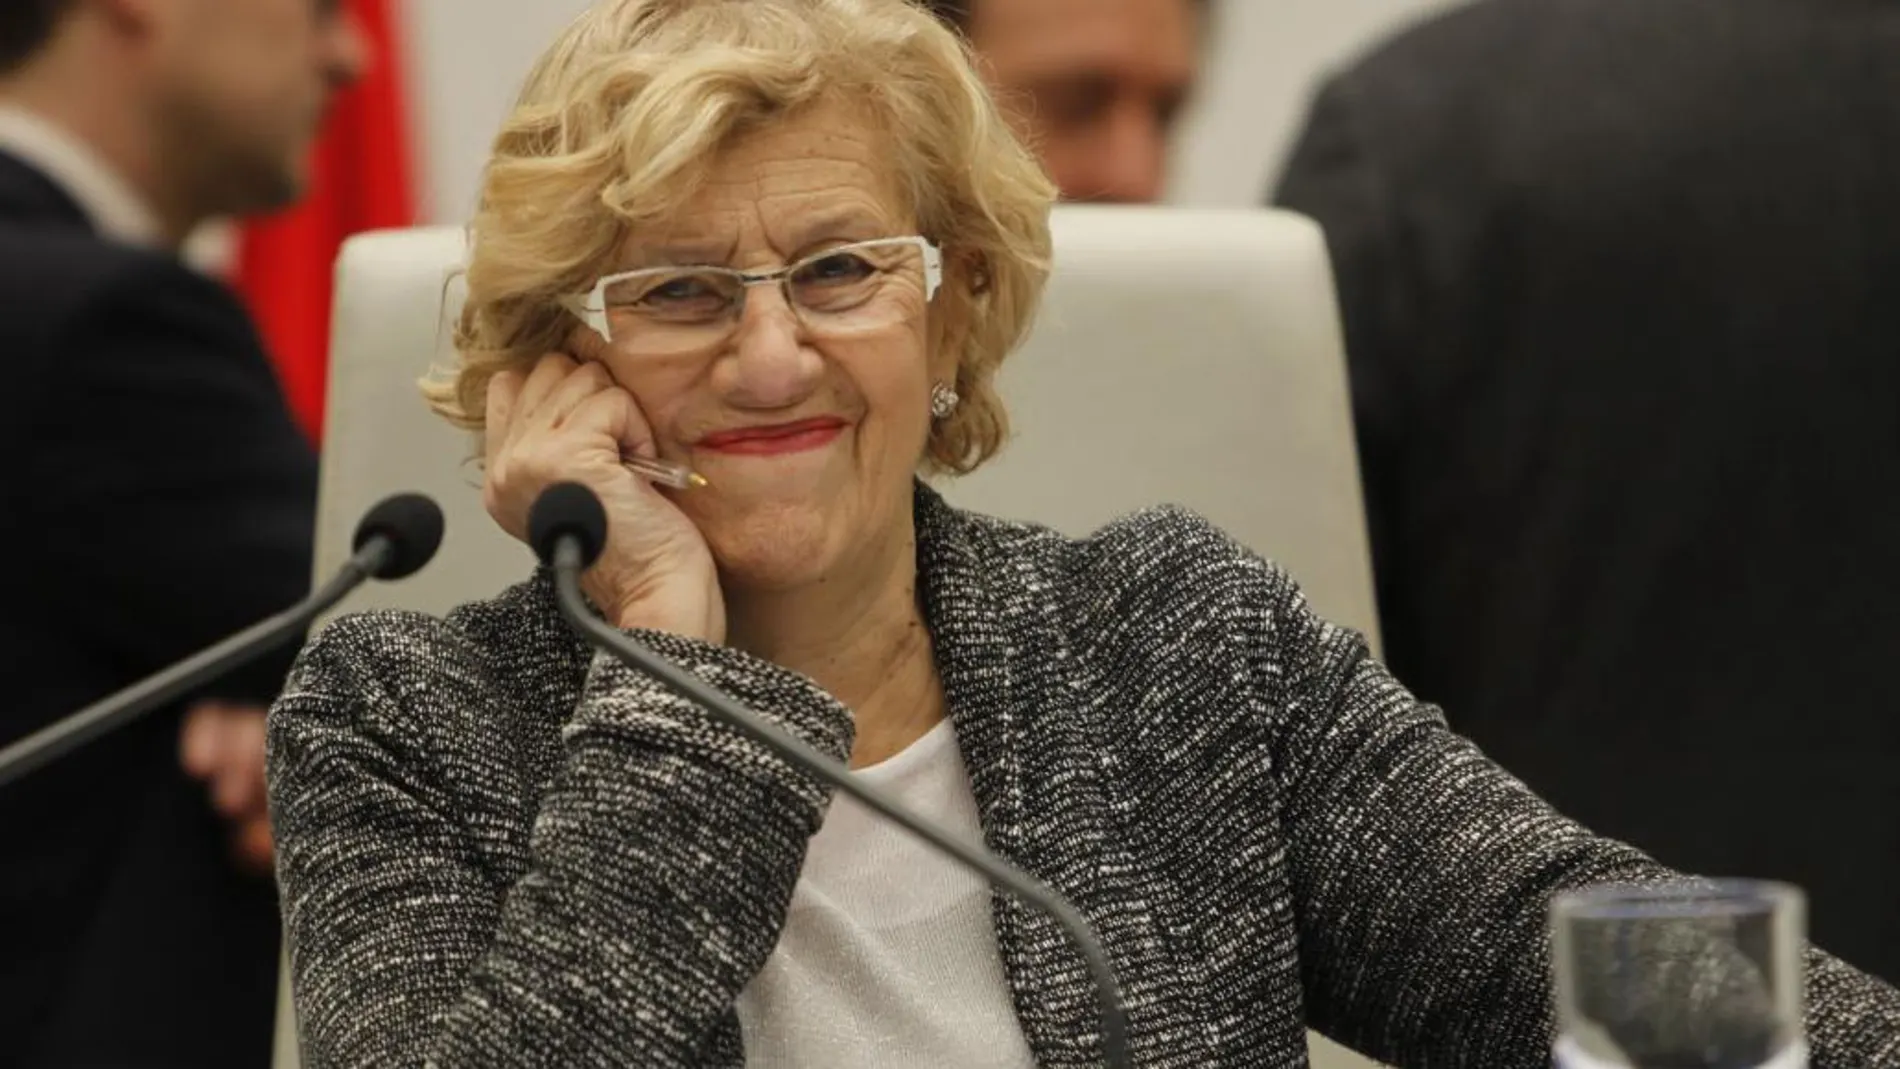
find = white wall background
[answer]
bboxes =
[399,0,1459,222]
[1170,0,1459,204]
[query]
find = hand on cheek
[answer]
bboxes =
[483,352,727,643]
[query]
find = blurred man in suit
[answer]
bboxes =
[1276,0,1900,979]
[924,0,1203,203]
[0,0,365,1064]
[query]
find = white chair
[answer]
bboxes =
[278,206,1385,1069]
[308,206,1381,643]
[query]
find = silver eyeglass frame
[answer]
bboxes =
[560,235,944,343]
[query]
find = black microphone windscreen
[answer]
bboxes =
[529,482,608,568]
[353,493,445,580]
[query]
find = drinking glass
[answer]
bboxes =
[1551,880,1806,1069]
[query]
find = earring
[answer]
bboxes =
[930,382,961,420]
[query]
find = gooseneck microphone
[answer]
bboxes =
[0,493,445,790]
[528,482,1134,1069]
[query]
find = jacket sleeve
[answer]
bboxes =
[1245,558,1900,1066]
[267,615,856,1068]
[24,259,317,706]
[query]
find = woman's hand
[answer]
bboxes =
[484,353,725,643]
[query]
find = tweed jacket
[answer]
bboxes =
[267,487,1900,1067]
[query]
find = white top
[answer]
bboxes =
[735,718,1038,1068]
[0,105,163,247]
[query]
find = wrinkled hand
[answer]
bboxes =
[484,353,725,643]
[179,700,274,876]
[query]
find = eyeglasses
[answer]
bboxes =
[561,236,943,359]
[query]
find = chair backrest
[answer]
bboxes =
[290,204,1384,1069]
[311,206,1380,647]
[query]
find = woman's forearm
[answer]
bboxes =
[273,625,856,1067]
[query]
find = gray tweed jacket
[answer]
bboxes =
[267,486,1900,1067]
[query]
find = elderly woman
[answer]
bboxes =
[267,0,1900,1066]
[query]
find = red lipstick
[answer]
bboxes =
[696,417,847,456]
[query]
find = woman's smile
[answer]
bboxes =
[695,416,849,457]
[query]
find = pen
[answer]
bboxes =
[622,455,709,490]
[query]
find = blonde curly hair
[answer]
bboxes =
[424,0,1057,474]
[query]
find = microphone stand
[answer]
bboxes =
[0,540,392,790]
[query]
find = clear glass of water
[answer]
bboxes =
[1551,880,1807,1069]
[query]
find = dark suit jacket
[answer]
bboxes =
[1276,0,1900,981]
[0,150,316,1066]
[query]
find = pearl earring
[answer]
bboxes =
[930,382,960,420]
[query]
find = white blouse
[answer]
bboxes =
[735,718,1038,1068]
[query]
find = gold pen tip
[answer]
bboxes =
[687,472,710,488]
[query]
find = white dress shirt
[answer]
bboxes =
[0,104,163,247]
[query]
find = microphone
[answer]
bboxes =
[528,482,1134,1069]
[0,493,445,790]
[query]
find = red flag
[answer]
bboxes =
[234,0,416,443]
